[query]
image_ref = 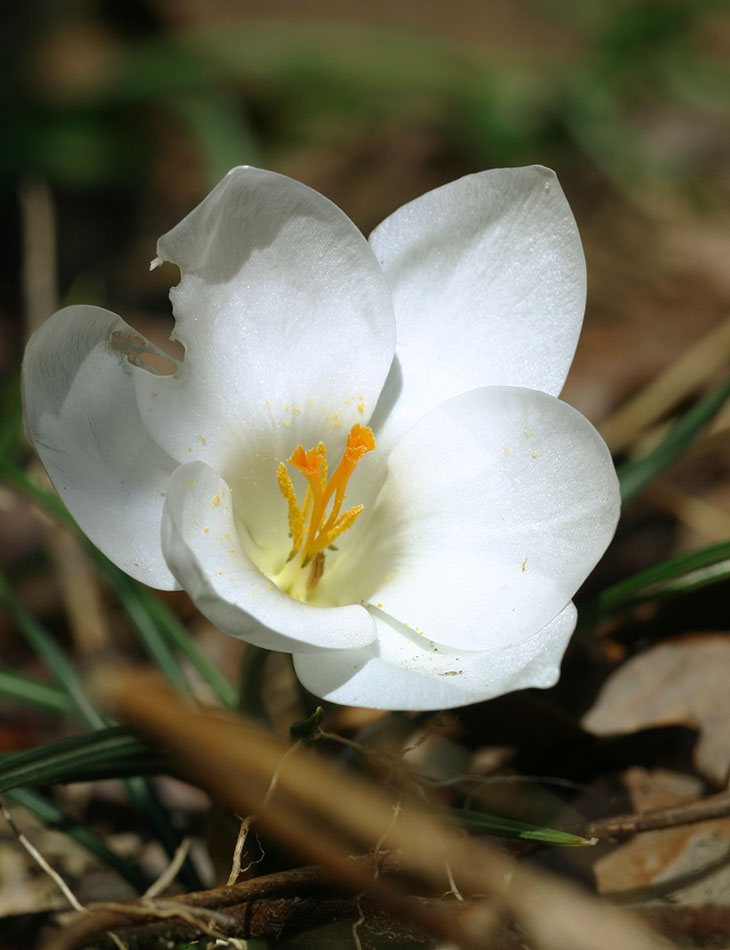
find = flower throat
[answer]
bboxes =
[274,423,375,599]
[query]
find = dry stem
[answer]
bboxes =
[589,789,730,839]
[48,664,671,950]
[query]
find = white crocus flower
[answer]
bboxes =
[22,166,619,710]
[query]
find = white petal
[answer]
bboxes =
[294,603,577,711]
[21,306,179,589]
[368,167,585,446]
[335,387,619,652]
[133,166,395,556]
[161,461,377,653]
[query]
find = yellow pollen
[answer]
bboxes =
[277,463,304,555]
[276,423,375,592]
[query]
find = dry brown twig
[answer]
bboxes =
[226,815,256,886]
[42,664,670,950]
[45,853,408,949]
[588,789,730,840]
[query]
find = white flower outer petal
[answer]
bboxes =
[335,386,619,652]
[161,460,377,653]
[134,166,395,559]
[21,306,180,589]
[294,603,577,711]
[368,166,586,447]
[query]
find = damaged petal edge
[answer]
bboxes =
[110,329,182,375]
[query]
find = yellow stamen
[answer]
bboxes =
[316,441,328,488]
[310,504,364,556]
[276,463,304,556]
[277,424,375,592]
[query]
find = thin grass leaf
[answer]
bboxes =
[578,539,730,631]
[452,808,596,846]
[0,726,158,792]
[0,455,72,527]
[124,774,203,892]
[0,460,195,697]
[0,742,186,883]
[108,573,193,698]
[144,594,237,709]
[0,668,71,715]
[618,373,730,505]
[0,464,206,889]
[166,90,259,188]
[4,786,150,892]
[1,457,236,707]
[0,570,105,729]
[0,574,199,888]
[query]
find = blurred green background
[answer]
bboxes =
[3,0,729,425]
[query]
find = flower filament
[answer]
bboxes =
[275,423,375,597]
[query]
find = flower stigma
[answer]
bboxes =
[273,423,375,601]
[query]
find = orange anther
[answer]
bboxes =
[289,445,321,479]
[345,423,376,463]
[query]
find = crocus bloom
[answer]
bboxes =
[22,166,619,710]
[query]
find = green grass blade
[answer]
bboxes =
[0,458,235,708]
[0,456,72,527]
[578,539,730,630]
[0,668,71,715]
[107,573,192,698]
[123,775,203,891]
[0,570,105,729]
[452,808,596,846]
[0,726,158,791]
[5,786,150,892]
[618,373,730,505]
[0,464,205,888]
[144,594,237,709]
[166,90,259,188]
[0,461,194,697]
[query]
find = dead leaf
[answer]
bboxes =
[593,768,730,908]
[583,633,730,785]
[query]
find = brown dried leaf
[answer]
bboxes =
[583,634,730,785]
[593,768,730,908]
